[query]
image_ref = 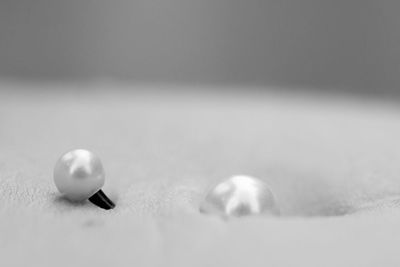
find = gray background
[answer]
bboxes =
[1,0,399,94]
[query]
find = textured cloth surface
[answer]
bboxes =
[1,82,400,266]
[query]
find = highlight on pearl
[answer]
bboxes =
[200,175,279,217]
[53,149,115,210]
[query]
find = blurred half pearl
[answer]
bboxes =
[54,149,105,201]
[200,175,279,217]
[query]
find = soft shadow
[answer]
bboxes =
[52,195,92,208]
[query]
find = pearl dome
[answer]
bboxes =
[200,175,279,217]
[54,149,105,201]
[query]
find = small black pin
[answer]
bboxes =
[88,190,115,210]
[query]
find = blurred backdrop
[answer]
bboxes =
[0,0,399,94]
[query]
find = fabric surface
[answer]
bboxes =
[1,81,400,266]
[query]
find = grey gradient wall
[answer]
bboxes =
[0,1,399,92]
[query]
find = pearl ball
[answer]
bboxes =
[200,175,279,217]
[54,149,105,202]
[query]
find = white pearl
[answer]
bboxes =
[54,149,105,202]
[200,175,279,217]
